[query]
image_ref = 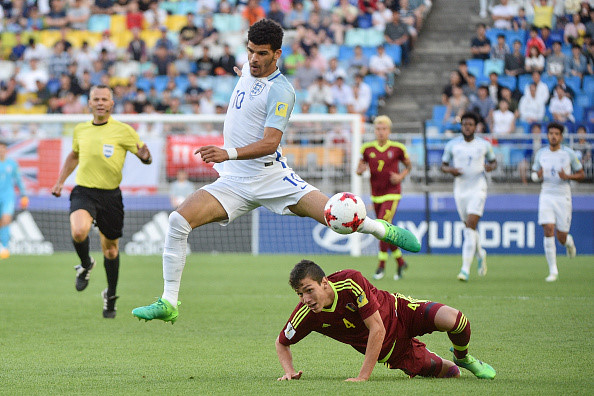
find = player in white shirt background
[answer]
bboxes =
[133,19,420,324]
[441,112,497,282]
[531,122,584,282]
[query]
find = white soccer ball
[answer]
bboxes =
[324,192,367,235]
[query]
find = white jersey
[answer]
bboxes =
[214,63,296,177]
[442,136,496,193]
[532,145,582,198]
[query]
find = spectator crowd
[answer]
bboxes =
[0,0,434,137]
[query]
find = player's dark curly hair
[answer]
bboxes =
[248,19,284,51]
[547,121,565,134]
[461,111,480,124]
[289,260,326,290]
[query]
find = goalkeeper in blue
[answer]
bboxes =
[132,19,420,324]
[0,140,28,259]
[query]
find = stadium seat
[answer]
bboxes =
[364,74,386,99]
[337,45,354,62]
[505,30,526,51]
[40,30,61,48]
[310,103,328,113]
[550,29,564,43]
[425,120,444,135]
[295,89,308,104]
[384,44,402,65]
[112,30,133,49]
[136,77,153,92]
[498,75,517,90]
[110,14,127,34]
[517,73,533,92]
[583,75,594,95]
[344,29,366,47]
[176,1,197,15]
[175,75,190,93]
[361,46,377,59]
[466,59,484,79]
[318,44,339,60]
[364,29,384,47]
[153,75,169,92]
[483,59,504,76]
[541,74,557,91]
[485,28,506,46]
[165,15,188,32]
[159,1,178,14]
[213,14,243,33]
[432,105,447,121]
[140,30,161,49]
[88,14,111,32]
[564,76,582,95]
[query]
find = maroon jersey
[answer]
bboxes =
[278,269,398,360]
[361,140,408,197]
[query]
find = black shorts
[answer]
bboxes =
[70,185,124,240]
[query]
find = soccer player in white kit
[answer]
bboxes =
[531,122,584,282]
[132,19,420,323]
[441,112,497,282]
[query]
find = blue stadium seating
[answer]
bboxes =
[432,105,447,122]
[518,73,533,92]
[564,76,582,95]
[583,75,594,95]
[153,75,169,93]
[541,74,557,91]
[498,75,517,90]
[384,44,402,66]
[175,75,190,93]
[364,74,386,99]
[483,59,504,76]
[337,45,354,62]
[466,59,484,79]
[87,15,111,33]
[136,77,152,92]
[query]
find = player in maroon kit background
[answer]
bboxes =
[276,260,496,382]
[356,115,412,281]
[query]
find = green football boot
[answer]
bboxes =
[132,298,180,324]
[450,348,496,379]
[377,219,421,253]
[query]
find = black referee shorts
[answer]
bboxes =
[69,185,124,240]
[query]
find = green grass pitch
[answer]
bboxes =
[1,253,592,395]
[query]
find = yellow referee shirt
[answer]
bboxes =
[72,117,144,190]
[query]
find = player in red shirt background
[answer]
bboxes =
[276,260,496,381]
[357,115,412,280]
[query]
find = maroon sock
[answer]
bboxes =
[378,260,386,269]
[448,311,471,359]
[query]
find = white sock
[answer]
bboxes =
[564,234,575,250]
[474,229,483,258]
[544,236,557,276]
[461,227,476,274]
[358,217,386,239]
[162,211,192,306]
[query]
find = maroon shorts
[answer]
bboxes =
[385,295,446,377]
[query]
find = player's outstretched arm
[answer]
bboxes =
[135,143,152,164]
[52,151,79,197]
[276,337,302,381]
[197,128,283,163]
[346,310,385,382]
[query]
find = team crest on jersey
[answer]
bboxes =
[369,152,376,158]
[275,102,288,117]
[103,144,114,158]
[284,322,296,340]
[356,292,368,308]
[388,151,394,159]
[250,80,266,96]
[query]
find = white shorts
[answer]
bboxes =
[201,169,318,224]
[538,193,572,232]
[454,188,487,221]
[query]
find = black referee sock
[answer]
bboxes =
[73,237,92,268]
[104,255,120,297]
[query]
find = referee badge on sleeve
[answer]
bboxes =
[103,144,114,158]
[275,102,288,117]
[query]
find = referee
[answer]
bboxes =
[52,85,152,318]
